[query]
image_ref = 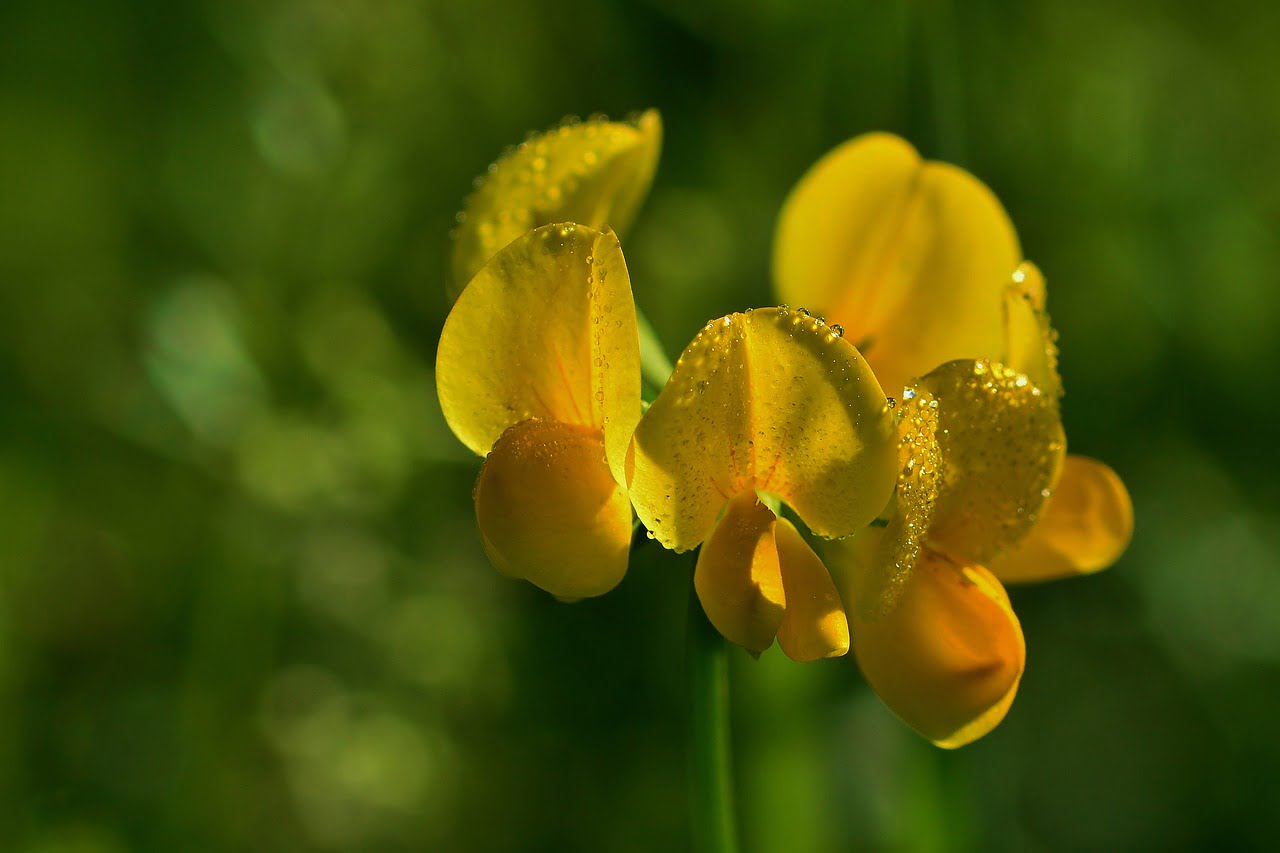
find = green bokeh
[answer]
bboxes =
[2,1,1277,850]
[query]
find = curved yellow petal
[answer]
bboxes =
[920,359,1065,564]
[437,223,641,485]
[775,518,849,661]
[828,386,943,620]
[474,418,631,598]
[451,110,662,297]
[850,551,1025,748]
[773,132,1020,395]
[990,455,1133,584]
[694,490,785,655]
[1002,262,1061,400]
[629,307,898,551]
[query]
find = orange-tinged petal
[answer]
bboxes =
[1002,262,1061,400]
[775,518,849,661]
[629,308,897,551]
[773,133,1020,395]
[694,490,785,655]
[827,387,943,620]
[850,550,1025,748]
[450,111,662,297]
[474,418,631,598]
[437,223,641,485]
[919,359,1065,564]
[990,455,1133,584]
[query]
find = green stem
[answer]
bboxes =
[687,572,740,853]
[636,307,675,391]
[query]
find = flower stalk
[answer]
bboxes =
[687,567,740,853]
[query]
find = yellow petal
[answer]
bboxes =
[850,550,1025,748]
[474,418,631,598]
[628,307,898,551]
[990,455,1133,584]
[773,132,1020,395]
[920,359,1065,564]
[1002,262,1061,400]
[437,223,641,485]
[694,490,785,655]
[450,111,662,298]
[775,518,849,661]
[828,387,943,620]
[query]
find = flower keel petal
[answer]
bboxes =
[775,519,849,661]
[694,491,785,655]
[851,551,1025,748]
[474,419,631,598]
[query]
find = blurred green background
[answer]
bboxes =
[2,0,1278,850]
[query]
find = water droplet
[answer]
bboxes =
[886,397,897,409]
[830,324,844,338]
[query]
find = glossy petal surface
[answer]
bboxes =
[437,223,640,484]
[991,455,1133,583]
[474,419,631,598]
[451,111,662,297]
[850,551,1024,748]
[773,133,1020,395]
[629,308,897,551]
[694,491,785,655]
[920,359,1065,564]
[775,518,849,661]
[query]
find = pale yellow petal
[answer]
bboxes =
[694,490,785,655]
[775,518,849,662]
[451,111,662,297]
[851,550,1024,748]
[920,359,1065,564]
[990,455,1133,584]
[474,419,631,598]
[628,307,898,551]
[437,223,641,483]
[773,133,1020,395]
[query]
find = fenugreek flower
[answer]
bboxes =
[437,223,641,598]
[628,308,899,660]
[774,133,1133,746]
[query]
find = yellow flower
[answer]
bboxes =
[450,111,662,299]
[628,308,899,660]
[774,133,1134,746]
[436,222,642,598]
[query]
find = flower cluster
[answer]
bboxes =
[436,114,1132,747]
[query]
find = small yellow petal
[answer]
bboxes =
[850,550,1025,748]
[775,518,849,661]
[990,455,1133,584]
[694,490,786,655]
[474,419,631,598]
[437,223,641,485]
[629,307,898,552]
[773,133,1020,395]
[828,387,943,620]
[1003,261,1061,400]
[451,110,662,298]
[920,359,1065,564]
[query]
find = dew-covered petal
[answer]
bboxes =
[694,490,786,655]
[775,518,849,661]
[828,387,943,620]
[920,359,1065,564]
[851,550,1025,749]
[773,133,1020,395]
[990,455,1133,584]
[1002,262,1061,400]
[437,223,641,484]
[628,307,898,552]
[451,111,662,298]
[474,419,631,598]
